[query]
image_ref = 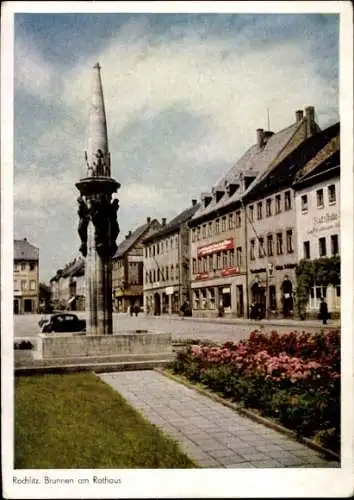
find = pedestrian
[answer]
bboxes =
[319,297,329,325]
[133,302,140,317]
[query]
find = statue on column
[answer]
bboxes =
[77,196,90,257]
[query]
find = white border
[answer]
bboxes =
[2,2,353,498]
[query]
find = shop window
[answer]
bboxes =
[275,194,281,214]
[317,189,324,208]
[328,184,336,204]
[266,198,272,217]
[267,235,273,256]
[235,210,241,228]
[331,234,339,255]
[248,205,254,222]
[286,230,294,253]
[236,247,242,267]
[221,217,226,232]
[303,241,311,259]
[301,194,308,212]
[276,233,283,255]
[319,237,326,257]
[257,202,263,220]
[258,237,265,258]
[250,239,255,260]
[208,288,215,309]
[284,190,292,211]
[269,285,277,310]
[201,288,207,309]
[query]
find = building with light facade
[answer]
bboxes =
[14,238,39,314]
[189,107,318,317]
[143,201,199,315]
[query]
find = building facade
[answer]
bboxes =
[143,201,199,315]
[189,107,318,318]
[14,238,39,314]
[294,125,340,317]
[49,257,85,311]
[112,217,161,312]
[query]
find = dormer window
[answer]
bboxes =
[226,183,239,197]
[202,193,212,208]
[215,190,224,203]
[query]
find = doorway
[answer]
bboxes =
[14,299,19,314]
[154,292,161,316]
[24,299,33,313]
[236,285,244,317]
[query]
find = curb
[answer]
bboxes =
[155,367,340,463]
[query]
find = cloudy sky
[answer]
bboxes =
[13,10,339,282]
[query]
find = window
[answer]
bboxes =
[319,237,327,257]
[202,224,207,238]
[257,202,263,220]
[29,263,35,271]
[192,258,197,274]
[208,254,213,271]
[30,280,36,291]
[203,257,208,272]
[250,239,255,260]
[221,217,226,232]
[284,190,292,210]
[236,247,242,267]
[328,184,336,204]
[248,205,254,222]
[196,227,201,241]
[336,286,341,297]
[303,241,310,259]
[192,229,196,242]
[222,251,228,268]
[215,219,220,234]
[21,263,26,271]
[316,189,324,208]
[14,280,19,291]
[228,213,234,230]
[166,267,169,280]
[275,194,281,214]
[21,280,27,290]
[208,222,213,236]
[276,233,283,255]
[266,198,272,217]
[235,210,241,228]
[197,258,202,273]
[157,243,160,255]
[286,230,294,253]
[331,234,339,255]
[229,249,235,266]
[301,194,308,212]
[176,264,180,280]
[258,237,265,258]
[216,252,221,269]
[267,235,274,256]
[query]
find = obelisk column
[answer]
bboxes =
[76,63,120,335]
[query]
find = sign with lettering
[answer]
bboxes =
[220,266,240,277]
[197,238,234,257]
[307,212,340,235]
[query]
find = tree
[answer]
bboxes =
[39,283,51,304]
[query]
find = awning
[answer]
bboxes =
[68,296,76,304]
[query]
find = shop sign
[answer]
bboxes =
[220,266,240,277]
[307,212,340,235]
[197,238,234,257]
[165,286,174,295]
[195,272,209,281]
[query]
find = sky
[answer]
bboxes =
[13,11,339,283]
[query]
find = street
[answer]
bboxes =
[14,313,339,344]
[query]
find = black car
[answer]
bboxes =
[39,313,86,333]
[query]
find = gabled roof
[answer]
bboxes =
[192,118,310,221]
[245,122,339,201]
[14,239,39,260]
[293,149,340,189]
[143,203,200,244]
[113,222,153,258]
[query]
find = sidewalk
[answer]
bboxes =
[99,370,339,468]
[146,314,340,329]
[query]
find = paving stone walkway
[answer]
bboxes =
[99,370,340,469]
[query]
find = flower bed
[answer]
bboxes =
[171,329,340,453]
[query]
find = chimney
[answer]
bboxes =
[305,106,315,137]
[146,217,151,224]
[192,199,197,206]
[256,128,264,148]
[162,218,166,226]
[295,109,304,123]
